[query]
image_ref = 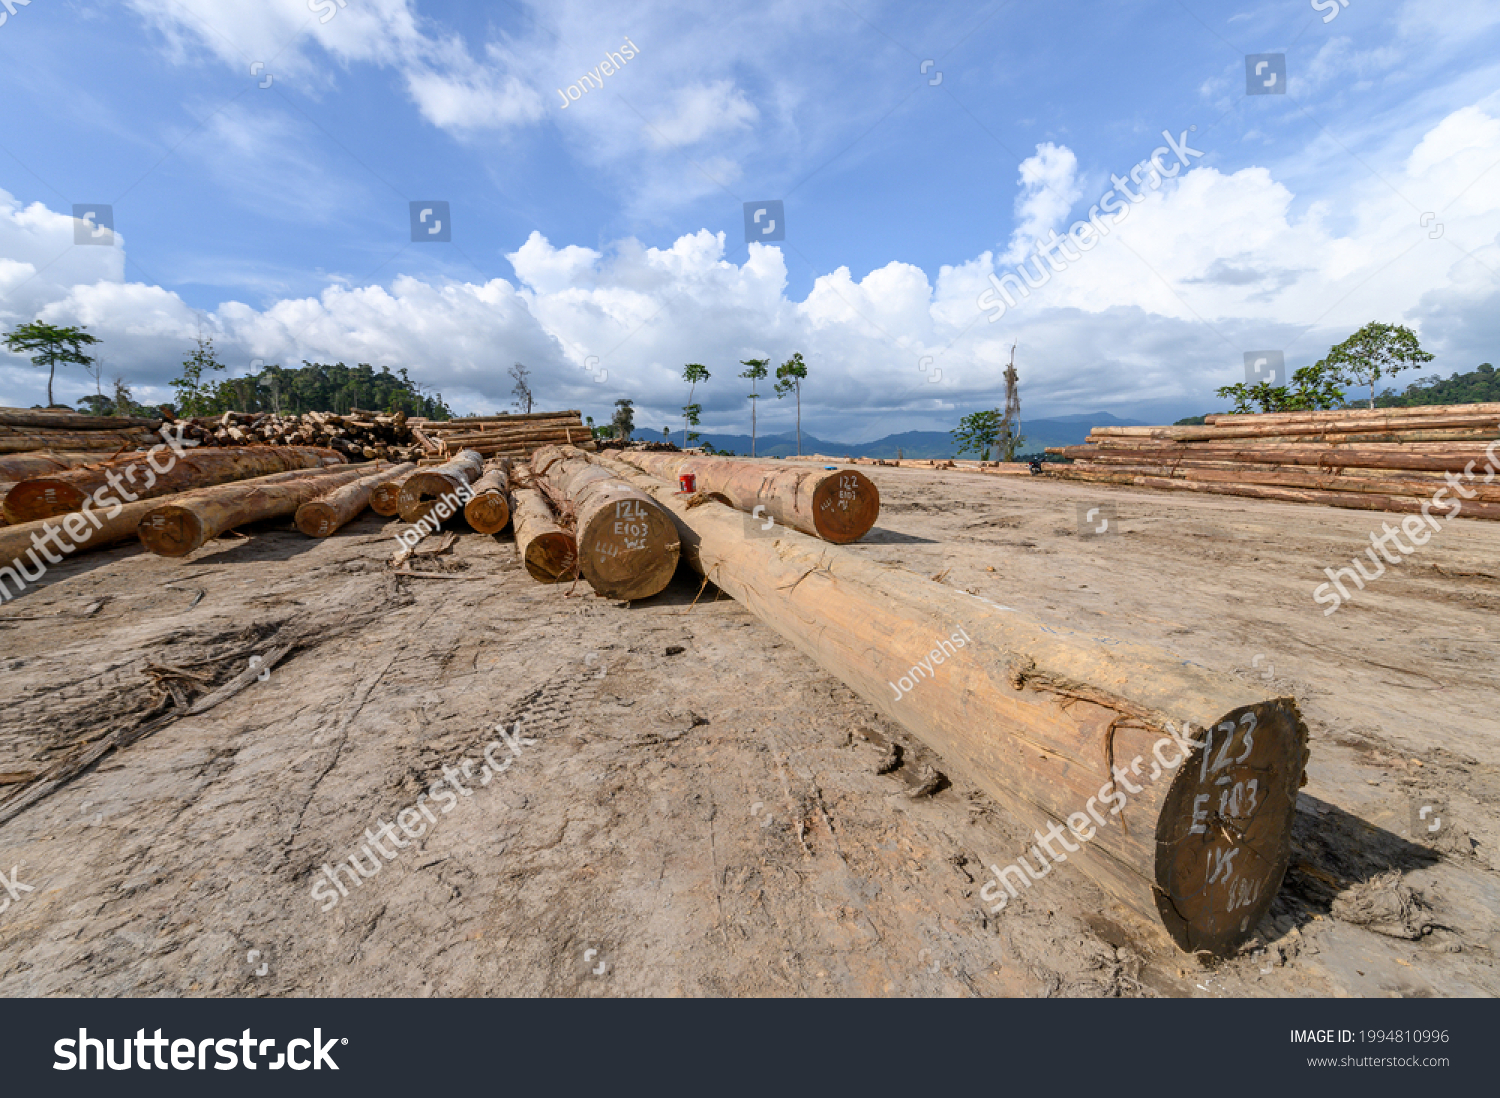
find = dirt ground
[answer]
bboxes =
[0,462,1495,998]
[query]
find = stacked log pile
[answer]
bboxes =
[1046,404,1500,521]
[180,410,428,462]
[0,407,162,454]
[417,410,596,459]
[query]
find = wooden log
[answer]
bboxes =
[1054,459,1500,503]
[0,465,359,589]
[295,462,414,537]
[1205,402,1500,425]
[0,430,157,454]
[433,425,587,446]
[596,455,1309,956]
[1052,443,1500,473]
[613,451,880,543]
[137,465,378,557]
[532,445,679,600]
[3,445,343,524]
[0,409,162,431]
[432,410,583,427]
[462,460,513,535]
[1045,468,1500,521]
[396,450,484,525]
[370,471,418,516]
[511,487,576,582]
[0,451,107,481]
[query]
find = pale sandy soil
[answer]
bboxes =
[0,463,1494,997]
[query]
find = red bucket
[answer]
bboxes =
[679,472,697,493]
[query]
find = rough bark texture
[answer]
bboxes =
[4,446,343,524]
[462,461,513,535]
[510,487,576,583]
[0,409,161,430]
[533,445,679,600]
[295,462,414,537]
[614,450,880,543]
[137,465,376,558]
[396,451,484,525]
[598,455,1310,956]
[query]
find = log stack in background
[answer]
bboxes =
[0,407,162,454]
[419,410,596,460]
[1046,404,1500,521]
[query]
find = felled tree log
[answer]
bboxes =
[598,455,1310,956]
[371,471,418,516]
[532,445,679,600]
[462,460,513,535]
[0,409,162,430]
[137,465,376,557]
[613,451,880,543]
[0,451,108,482]
[396,450,484,525]
[295,462,414,537]
[0,465,361,586]
[511,487,576,582]
[3,445,343,523]
[0,429,158,453]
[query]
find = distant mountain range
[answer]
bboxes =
[678,412,1148,458]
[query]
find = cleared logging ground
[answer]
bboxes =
[0,463,1494,997]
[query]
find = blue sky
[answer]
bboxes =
[1,0,1497,440]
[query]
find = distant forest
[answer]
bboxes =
[1373,362,1497,407]
[78,361,453,420]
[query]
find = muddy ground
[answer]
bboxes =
[0,463,1495,997]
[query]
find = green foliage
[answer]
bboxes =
[1315,321,1434,409]
[611,398,635,440]
[1215,362,1347,414]
[2,320,101,407]
[182,360,451,419]
[774,352,808,456]
[682,363,710,448]
[1173,415,1208,426]
[998,421,1027,462]
[951,409,1005,459]
[173,333,227,416]
[1374,362,1498,407]
[740,358,769,455]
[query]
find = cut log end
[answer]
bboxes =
[137,505,206,558]
[1152,698,1308,955]
[2,480,88,524]
[578,500,680,600]
[810,469,881,543]
[464,492,511,535]
[295,501,340,538]
[523,532,577,583]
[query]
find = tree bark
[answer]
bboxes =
[0,410,162,430]
[511,487,576,582]
[611,451,880,543]
[597,455,1309,956]
[4,445,342,523]
[138,465,376,557]
[295,462,414,537]
[532,445,679,600]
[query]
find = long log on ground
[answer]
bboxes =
[434,426,589,446]
[3,445,343,523]
[1054,460,1500,503]
[1051,443,1500,473]
[138,464,379,557]
[462,460,514,534]
[371,471,418,516]
[0,430,158,454]
[511,487,576,582]
[396,450,484,525]
[597,455,1309,955]
[295,462,414,537]
[613,450,880,543]
[532,445,679,599]
[463,438,597,454]
[1088,426,1497,446]
[1044,468,1500,521]
[0,465,360,591]
[0,409,162,431]
[431,410,583,427]
[1205,402,1500,425]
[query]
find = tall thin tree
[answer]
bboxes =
[739,358,769,457]
[774,352,808,457]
